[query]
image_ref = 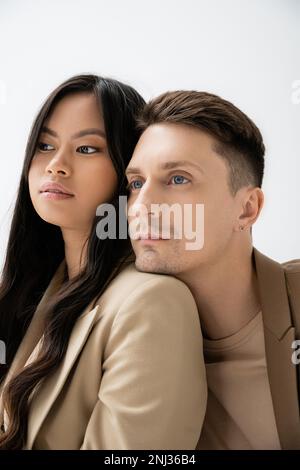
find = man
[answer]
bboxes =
[125,90,300,450]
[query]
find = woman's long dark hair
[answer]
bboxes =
[0,74,145,449]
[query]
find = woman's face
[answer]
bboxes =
[28,92,118,233]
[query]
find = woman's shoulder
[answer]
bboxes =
[110,260,194,295]
[97,261,197,316]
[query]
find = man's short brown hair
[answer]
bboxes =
[136,91,265,195]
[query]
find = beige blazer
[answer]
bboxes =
[0,260,207,450]
[1,246,300,450]
[252,248,300,449]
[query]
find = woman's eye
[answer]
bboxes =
[128,180,143,191]
[77,146,99,154]
[169,175,190,185]
[37,142,55,152]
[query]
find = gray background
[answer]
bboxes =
[0,0,299,267]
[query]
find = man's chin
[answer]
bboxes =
[135,253,172,274]
[134,253,167,274]
[135,259,159,274]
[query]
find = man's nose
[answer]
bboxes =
[130,180,162,215]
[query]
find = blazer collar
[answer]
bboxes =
[253,247,300,449]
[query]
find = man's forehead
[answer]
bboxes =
[127,134,227,180]
[126,157,205,176]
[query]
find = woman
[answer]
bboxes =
[0,74,207,450]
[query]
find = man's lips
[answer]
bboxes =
[136,234,171,241]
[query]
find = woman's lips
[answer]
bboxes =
[40,191,74,200]
[39,181,74,196]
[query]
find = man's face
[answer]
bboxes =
[126,122,245,276]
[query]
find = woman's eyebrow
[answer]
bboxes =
[40,126,58,138]
[40,126,106,139]
[71,128,106,139]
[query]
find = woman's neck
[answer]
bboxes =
[61,227,90,280]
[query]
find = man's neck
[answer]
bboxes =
[178,245,261,340]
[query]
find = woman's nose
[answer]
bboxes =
[45,149,71,176]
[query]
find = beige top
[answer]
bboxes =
[196,310,282,450]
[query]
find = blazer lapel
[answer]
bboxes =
[1,260,66,397]
[253,248,300,449]
[26,302,100,449]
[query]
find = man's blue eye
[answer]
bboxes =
[171,175,189,184]
[129,180,143,190]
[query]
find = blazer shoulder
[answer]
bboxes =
[97,262,196,316]
[254,247,300,276]
[281,258,300,274]
[281,259,300,338]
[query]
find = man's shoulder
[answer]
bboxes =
[281,258,300,274]
[252,248,300,338]
[280,259,300,337]
[254,247,300,275]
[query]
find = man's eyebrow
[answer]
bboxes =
[125,166,141,176]
[40,127,106,139]
[160,160,204,173]
[125,160,204,176]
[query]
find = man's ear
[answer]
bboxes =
[237,187,264,230]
